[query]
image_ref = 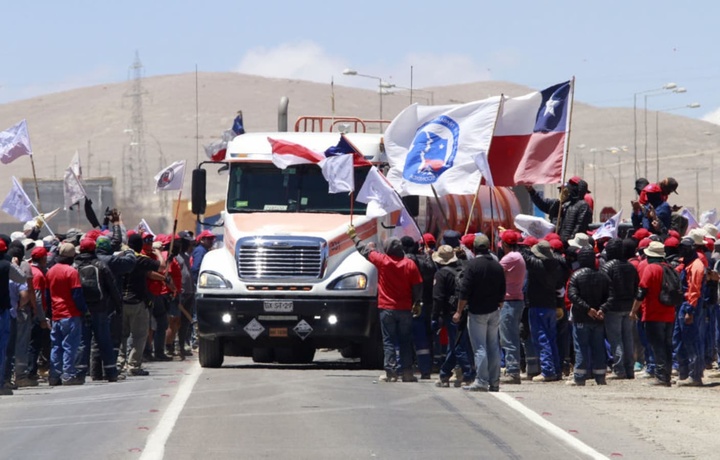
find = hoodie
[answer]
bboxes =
[600,238,640,313]
[568,247,611,322]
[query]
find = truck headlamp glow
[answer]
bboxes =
[330,273,367,290]
[199,271,233,289]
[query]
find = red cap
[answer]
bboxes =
[197,230,215,241]
[520,236,539,247]
[545,232,561,241]
[79,238,96,253]
[85,229,101,241]
[461,234,475,248]
[664,237,680,248]
[500,230,519,245]
[633,228,651,241]
[31,246,47,260]
[568,176,582,185]
[0,240,6,252]
[643,183,662,194]
[422,233,436,246]
[705,238,714,252]
[127,230,136,237]
[142,232,154,241]
[548,238,564,251]
[668,230,680,239]
[638,238,652,249]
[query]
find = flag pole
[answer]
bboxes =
[465,95,504,236]
[555,77,576,232]
[349,191,354,226]
[29,155,43,212]
[167,190,182,259]
[26,199,55,238]
[431,184,450,230]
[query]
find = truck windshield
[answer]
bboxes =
[227,163,369,214]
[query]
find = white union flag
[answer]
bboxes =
[154,160,186,192]
[1,176,34,222]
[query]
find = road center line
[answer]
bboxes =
[140,362,202,460]
[491,392,609,460]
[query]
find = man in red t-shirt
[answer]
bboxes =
[347,227,422,382]
[630,241,674,386]
[46,243,88,386]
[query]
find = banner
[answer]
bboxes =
[1,176,34,222]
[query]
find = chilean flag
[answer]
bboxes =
[268,137,325,169]
[488,80,572,186]
[324,134,373,167]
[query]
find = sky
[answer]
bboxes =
[2,1,720,123]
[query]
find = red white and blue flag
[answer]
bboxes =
[488,80,572,186]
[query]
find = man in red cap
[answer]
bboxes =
[191,230,216,286]
[422,233,436,251]
[498,230,526,384]
[632,184,671,236]
[27,247,50,385]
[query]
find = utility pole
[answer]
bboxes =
[123,51,149,206]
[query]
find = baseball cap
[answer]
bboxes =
[520,236,539,247]
[664,237,680,248]
[422,233,436,247]
[178,230,194,241]
[638,238,652,249]
[197,230,215,241]
[461,234,475,248]
[58,242,76,258]
[79,238,96,253]
[0,240,6,252]
[31,246,47,260]
[632,228,651,241]
[473,234,490,250]
[665,177,679,194]
[500,230,519,245]
[548,238,564,251]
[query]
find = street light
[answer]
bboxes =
[633,82,677,180]
[343,68,383,120]
[643,86,686,179]
[656,102,701,181]
[607,146,628,212]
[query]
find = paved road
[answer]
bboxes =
[0,351,677,460]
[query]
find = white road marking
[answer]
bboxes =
[140,362,202,460]
[491,392,610,460]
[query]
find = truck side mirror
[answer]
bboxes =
[402,195,419,218]
[191,168,207,215]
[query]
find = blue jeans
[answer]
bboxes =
[50,317,82,381]
[705,304,717,367]
[638,320,655,374]
[499,300,524,375]
[604,311,635,378]
[439,315,474,381]
[466,309,501,388]
[75,316,92,378]
[0,310,10,384]
[85,312,118,379]
[529,307,561,378]
[675,305,706,381]
[411,312,432,376]
[379,309,413,375]
[572,321,607,382]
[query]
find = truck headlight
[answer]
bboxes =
[330,273,367,290]
[199,271,233,289]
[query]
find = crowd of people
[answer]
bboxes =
[0,208,216,395]
[350,174,720,391]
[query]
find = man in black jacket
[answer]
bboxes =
[453,234,506,392]
[523,240,565,382]
[601,238,639,379]
[75,238,123,382]
[568,247,611,386]
[432,245,473,387]
[526,177,592,242]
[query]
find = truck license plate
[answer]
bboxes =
[263,300,293,313]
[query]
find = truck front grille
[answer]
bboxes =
[236,237,326,279]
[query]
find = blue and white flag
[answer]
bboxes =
[700,208,717,226]
[1,176,34,222]
[593,209,622,240]
[681,208,699,235]
[0,120,32,164]
[136,218,154,236]
[319,154,354,194]
[384,97,500,196]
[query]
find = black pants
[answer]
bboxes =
[28,320,51,377]
[645,321,673,383]
[3,317,17,383]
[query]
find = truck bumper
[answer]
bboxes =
[196,294,378,348]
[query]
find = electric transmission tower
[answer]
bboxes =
[123,50,149,205]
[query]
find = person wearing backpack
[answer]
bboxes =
[74,238,123,382]
[630,241,675,387]
[432,245,473,387]
[674,237,707,387]
[601,238,640,380]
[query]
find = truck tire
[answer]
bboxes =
[252,347,275,363]
[340,344,361,359]
[359,324,383,369]
[199,337,224,368]
[274,345,316,364]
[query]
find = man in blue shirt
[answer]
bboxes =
[191,230,215,284]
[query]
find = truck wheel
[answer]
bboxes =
[275,345,316,364]
[252,347,275,363]
[199,337,224,368]
[340,344,361,359]
[295,345,316,364]
[359,324,383,369]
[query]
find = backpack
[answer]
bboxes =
[78,263,104,303]
[659,263,683,307]
[442,264,464,308]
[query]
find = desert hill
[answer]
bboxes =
[0,72,717,232]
